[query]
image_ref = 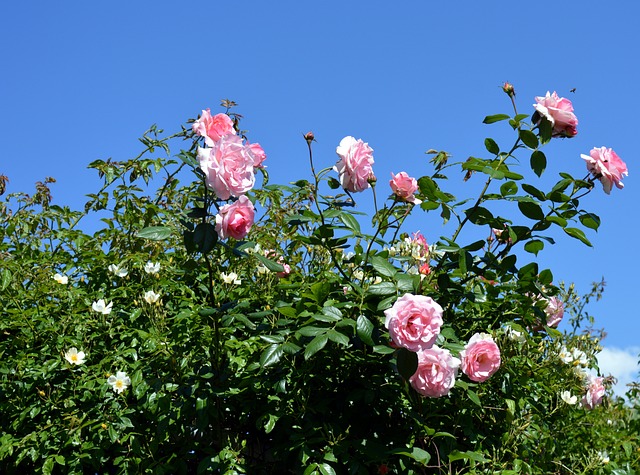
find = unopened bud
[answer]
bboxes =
[304,131,315,144]
[502,82,515,97]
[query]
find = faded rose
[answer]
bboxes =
[533,91,578,137]
[581,375,605,410]
[215,195,255,240]
[384,293,443,352]
[409,345,461,398]
[334,136,375,193]
[197,135,255,200]
[460,333,501,382]
[581,147,628,194]
[389,171,421,204]
[192,109,236,146]
[545,296,564,328]
[247,142,267,168]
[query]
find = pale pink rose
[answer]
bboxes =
[215,195,255,240]
[533,91,578,138]
[409,345,461,398]
[544,296,564,328]
[197,135,255,200]
[192,109,236,146]
[411,232,429,259]
[384,294,443,352]
[460,333,501,382]
[390,172,422,204]
[247,142,267,168]
[581,375,605,410]
[581,147,628,194]
[334,136,375,193]
[276,262,291,279]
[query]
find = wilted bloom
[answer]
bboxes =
[533,91,578,137]
[53,273,68,285]
[581,147,628,194]
[460,333,501,382]
[581,375,605,410]
[144,261,160,274]
[107,371,131,394]
[544,297,564,328]
[143,290,161,304]
[560,390,578,405]
[389,171,421,204]
[384,294,443,352]
[92,299,113,315]
[221,272,241,285]
[64,347,86,365]
[108,264,128,278]
[409,345,461,398]
[215,195,255,240]
[197,135,255,200]
[334,136,376,193]
[192,109,235,146]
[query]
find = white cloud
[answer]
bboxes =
[596,346,640,398]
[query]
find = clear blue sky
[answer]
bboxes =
[2,2,638,389]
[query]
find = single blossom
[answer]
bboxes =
[107,371,131,394]
[64,347,86,365]
[108,264,129,278]
[247,142,267,168]
[384,293,444,352]
[533,91,578,137]
[460,333,501,382]
[221,271,241,285]
[53,273,68,285]
[581,375,605,410]
[143,290,161,304]
[505,326,526,343]
[560,390,578,405]
[144,261,160,274]
[334,136,376,193]
[581,147,628,194]
[409,345,461,398]
[192,109,236,146]
[389,171,422,204]
[197,135,256,200]
[544,296,564,328]
[215,195,255,240]
[92,299,113,315]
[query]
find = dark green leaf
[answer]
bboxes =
[546,215,567,227]
[518,201,544,220]
[339,212,361,233]
[564,227,592,247]
[465,206,494,225]
[366,281,397,296]
[370,255,397,278]
[136,226,172,241]
[193,222,218,253]
[304,333,329,359]
[484,138,500,155]
[522,183,546,201]
[356,315,375,346]
[524,240,544,255]
[327,329,350,347]
[396,348,418,380]
[539,269,553,285]
[519,129,539,149]
[260,344,284,367]
[255,253,285,272]
[500,181,518,196]
[530,150,547,177]
[483,114,510,124]
[579,212,601,230]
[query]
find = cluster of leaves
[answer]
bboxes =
[0,95,638,474]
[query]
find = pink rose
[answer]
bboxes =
[197,135,255,200]
[247,142,267,168]
[581,375,605,410]
[192,109,236,146]
[533,91,578,138]
[215,195,255,240]
[460,333,501,382]
[389,172,422,204]
[544,296,564,328]
[411,232,429,259]
[334,136,376,193]
[581,147,628,194]
[409,345,461,398]
[384,294,443,352]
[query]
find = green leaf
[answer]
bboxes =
[255,253,285,272]
[321,306,343,321]
[366,281,397,296]
[539,269,553,285]
[338,212,361,233]
[518,201,544,220]
[304,333,329,359]
[317,463,337,475]
[396,348,418,380]
[484,138,500,155]
[136,226,172,241]
[483,114,510,124]
[193,222,218,253]
[465,206,494,225]
[370,255,397,278]
[500,181,518,196]
[373,345,395,354]
[0,269,10,291]
[519,129,539,149]
[538,116,553,143]
[530,150,547,177]
[579,212,601,230]
[546,215,567,227]
[327,329,350,347]
[522,183,546,202]
[524,239,544,256]
[564,227,592,247]
[260,344,284,367]
[467,389,482,407]
[449,450,489,463]
[356,315,375,346]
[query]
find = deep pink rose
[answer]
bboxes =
[197,135,255,200]
[390,172,422,204]
[409,345,461,398]
[247,142,267,168]
[545,297,564,328]
[581,375,605,410]
[334,136,375,193]
[215,195,255,240]
[533,91,578,137]
[460,333,501,382]
[384,294,443,352]
[581,147,628,194]
[192,109,236,146]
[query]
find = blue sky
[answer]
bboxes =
[1,1,638,393]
